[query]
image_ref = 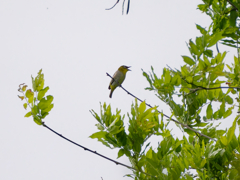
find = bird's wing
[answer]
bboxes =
[108,71,118,89]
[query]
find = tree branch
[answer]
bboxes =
[167,65,240,94]
[106,73,215,141]
[226,0,238,10]
[42,122,156,179]
[105,0,120,10]
[183,79,240,95]
[105,0,130,14]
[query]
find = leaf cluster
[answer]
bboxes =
[198,0,240,48]
[18,69,54,125]
[91,100,240,179]
[91,0,240,179]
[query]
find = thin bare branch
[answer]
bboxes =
[106,0,120,10]
[122,0,125,15]
[42,122,156,179]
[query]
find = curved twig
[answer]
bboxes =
[106,0,120,10]
[42,122,156,179]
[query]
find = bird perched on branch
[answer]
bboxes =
[108,65,131,98]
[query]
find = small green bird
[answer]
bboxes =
[108,65,131,98]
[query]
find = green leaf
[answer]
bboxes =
[90,109,102,124]
[172,74,181,86]
[184,129,196,136]
[213,110,219,120]
[218,100,225,118]
[90,131,107,139]
[223,106,233,118]
[224,27,239,34]
[198,4,208,12]
[32,69,44,91]
[230,10,238,27]
[142,69,153,90]
[229,169,238,179]
[37,86,49,100]
[220,136,227,146]
[95,123,104,131]
[22,85,27,92]
[207,32,223,47]
[108,124,124,135]
[23,103,28,109]
[203,49,213,57]
[182,56,195,66]
[41,112,49,119]
[200,158,206,168]
[32,105,39,115]
[208,149,222,159]
[138,101,146,114]
[206,104,213,119]
[38,95,54,111]
[227,116,237,143]
[41,103,54,114]
[24,111,32,117]
[196,24,207,34]
[189,40,200,56]
[164,69,171,83]
[32,76,36,91]
[25,89,34,103]
[225,95,233,104]
[169,101,183,116]
[117,149,125,158]
[198,59,206,71]
[34,116,43,125]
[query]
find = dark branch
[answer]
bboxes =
[226,0,238,10]
[216,42,220,53]
[42,122,156,179]
[122,0,125,15]
[126,0,130,14]
[106,0,120,10]
[166,65,240,94]
[105,0,130,14]
[106,73,215,141]
[182,79,240,95]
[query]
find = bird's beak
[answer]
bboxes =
[127,66,131,71]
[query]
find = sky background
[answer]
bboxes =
[1,0,237,179]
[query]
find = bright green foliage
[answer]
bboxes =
[91,100,170,178]
[91,101,240,179]
[16,1,240,179]
[90,103,126,148]
[18,69,54,125]
[91,0,240,179]
[198,0,240,49]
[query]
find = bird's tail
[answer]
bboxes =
[109,90,113,98]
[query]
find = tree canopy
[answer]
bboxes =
[90,0,240,179]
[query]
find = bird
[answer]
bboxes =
[108,65,131,98]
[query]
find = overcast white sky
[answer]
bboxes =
[1,0,237,180]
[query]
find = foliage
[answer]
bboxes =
[90,0,240,179]
[17,0,240,179]
[18,69,54,125]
